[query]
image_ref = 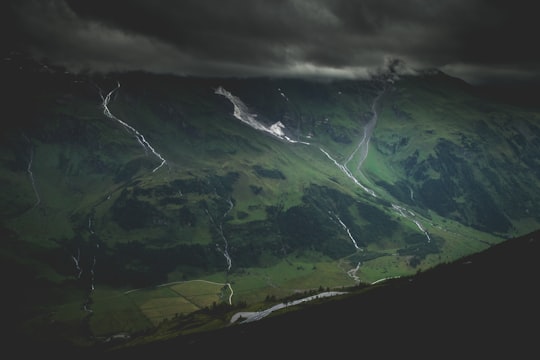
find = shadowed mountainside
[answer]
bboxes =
[8,228,539,357]
[2,50,540,352]
[109,228,540,357]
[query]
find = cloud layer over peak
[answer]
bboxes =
[6,0,540,84]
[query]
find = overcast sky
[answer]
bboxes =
[5,0,540,84]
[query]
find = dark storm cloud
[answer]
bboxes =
[7,0,540,83]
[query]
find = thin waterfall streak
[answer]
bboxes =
[332,213,361,250]
[89,256,96,292]
[347,261,362,282]
[344,86,431,243]
[354,93,382,172]
[221,200,234,271]
[88,216,95,234]
[207,203,233,272]
[224,198,234,219]
[72,248,82,279]
[23,135,41,208]
[27,148,41,208]
[344,128,368,167]
[392,204,431,243]
[319,148,376,197]
[317,87,385,198]
[100,82,167,173]
[356,137,371,172]
[225,283,234,305]
[344,225,360,250]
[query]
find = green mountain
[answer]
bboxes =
[2,51,540,349]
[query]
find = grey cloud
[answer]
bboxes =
[8,0,540,83]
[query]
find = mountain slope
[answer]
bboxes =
[1,51,540,348]
[108,228,540,357]
[8,228,540,357]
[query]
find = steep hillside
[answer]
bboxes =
[8,226,540,357]
[1,51,540,348]
[108,229,540,358]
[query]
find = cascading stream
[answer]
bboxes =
[88,216,95,235]
[100,82,167,173]
[71,248,82,279]
[347,261,362,282]
[392,204,431,242]
[205,197,234,272]
[318,87,385,198]
[216,84,433,250]
[329,211,362,250]
[80,213,99,314]
[22,134,41,209]
[319,147,376,196]
[344,90,384,173]
[320,84,432,244]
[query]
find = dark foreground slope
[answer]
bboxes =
[102,229,538,357]
[117,231,540,358]
[12,228,535,357]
